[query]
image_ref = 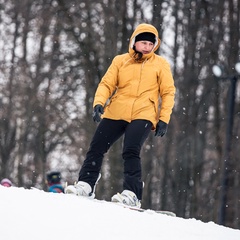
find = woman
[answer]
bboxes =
[65,23,175,208]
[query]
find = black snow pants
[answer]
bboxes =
[78,118,152,200]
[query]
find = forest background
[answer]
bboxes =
[0,0,239,229]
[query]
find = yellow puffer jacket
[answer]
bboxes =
[93,23,175,129]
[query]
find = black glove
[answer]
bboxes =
[155,120,168,137]
[92,104,104,122]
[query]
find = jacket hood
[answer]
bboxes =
[129,23,161,56]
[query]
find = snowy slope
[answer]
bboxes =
[0,186,239,240]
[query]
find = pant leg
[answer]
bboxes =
[122,120,152,200]
[78,118,127,190]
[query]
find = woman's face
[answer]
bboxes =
[134,41,154,54]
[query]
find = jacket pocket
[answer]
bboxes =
[149,96,159,116]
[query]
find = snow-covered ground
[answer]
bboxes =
[0,186,239,240]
